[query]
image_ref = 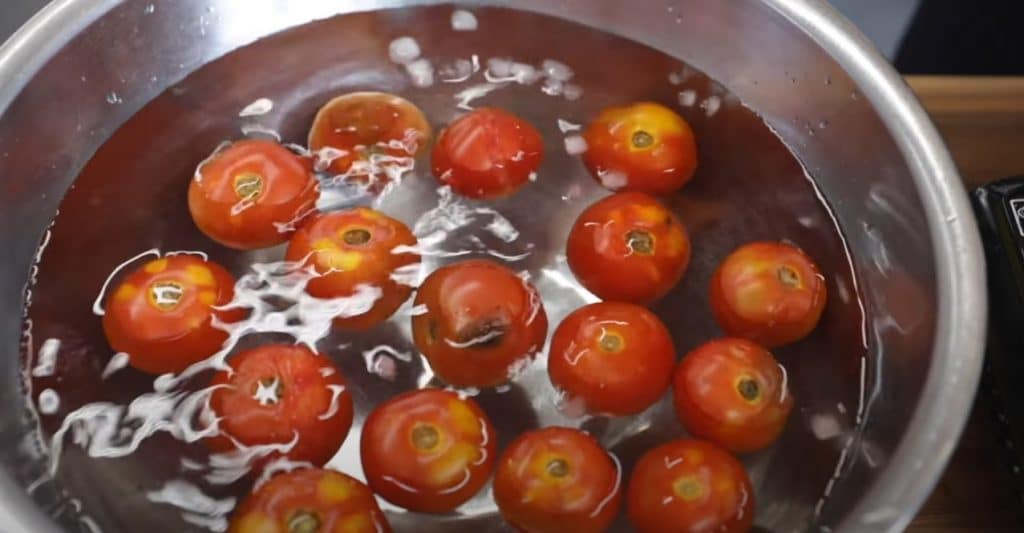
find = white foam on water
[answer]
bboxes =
[238,98,273,117]
[557,119,581,133]
[31,338,60,378]
[147,479,235,533]
[564,135,588,155]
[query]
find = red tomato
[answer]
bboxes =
[627,439,754,533]
[208,345,353,468]
[582,101,698,195]
[548,302,675,416]
[493,427,621,533]
[566,192,691,304]
[229,468,390,533]
[411,260,548,388]
[188,139,319,250]
[673,338,793,453]
[710,241,827,347]
[285,207,420,330]
[102,255,242,375]
[431,107,543,199]
[360,389,496,513]
[308,91,431,183]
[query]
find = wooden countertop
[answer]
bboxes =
[906,75,1024,532]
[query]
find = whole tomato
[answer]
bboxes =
[308,91,431,185]
[710,241,827,347]
[229,468,390,533]
[360,389,496,513]
[411,259,548,388]
[548,302,676,416]
[285,207,420,330]
[208,345,353,468]
[431,107,543,199]
[102,255,242,375]
[627,439,754,533]
[493,427,621,533]
[566,192,691,304]
[188,139,319,250]
[582,101,698,195]
[673,338,793,453]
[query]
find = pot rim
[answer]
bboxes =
[0,1,986,532]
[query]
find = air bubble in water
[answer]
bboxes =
[388,36,421,65]
[105,92,123,105]
[451,9,479,31]
[38,389,60,415]
[678,90,697,107]
[405,58,435,88]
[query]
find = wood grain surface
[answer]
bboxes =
[905,76,1024,532]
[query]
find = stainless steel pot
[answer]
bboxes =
[0,1,986,532]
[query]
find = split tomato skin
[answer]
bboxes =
[548,302,676,416]
[710,241,827,347]
[360,389,496,513]
[493,427,621,533]
[308,91,431,184]
[284,207,420,330]
[627,439,754,533]
[188,139,319,250]
[228,468,391,533]
[582,101,698,195]
[411,259,548,388]
[673,338,793,453]
[208,344,353,468]
[566,192,691,304]
[102,255,242,375]
[431,107,544,199]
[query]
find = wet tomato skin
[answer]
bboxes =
[208,344,353,468]
[627,439,754,533]
[582,101,698,195]
[360,389,496,513]
[285,207,420,330]
[229,468,390,533]
[566,192,691,304]
[411,259,548,388]
[710,241,827,347]
[308,91,431,180]
[548,302,676,416]
[673,338,793,453]
[493,427,621,533]
[188,139,319,250]
[102,255,242,375]
[432,107,544,199]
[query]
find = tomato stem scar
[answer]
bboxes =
[631,130,654,149]
[412,424,440,451]
[148,281,184,311]
[343,228,372,245]
[232,172,264,201]
[287,510,321,533]
[737,377,761,402]
[777,265,800,287]
[672,476,704,501]
[599,333,623,353]
[626,230,655,255]
[546,458,570,478]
